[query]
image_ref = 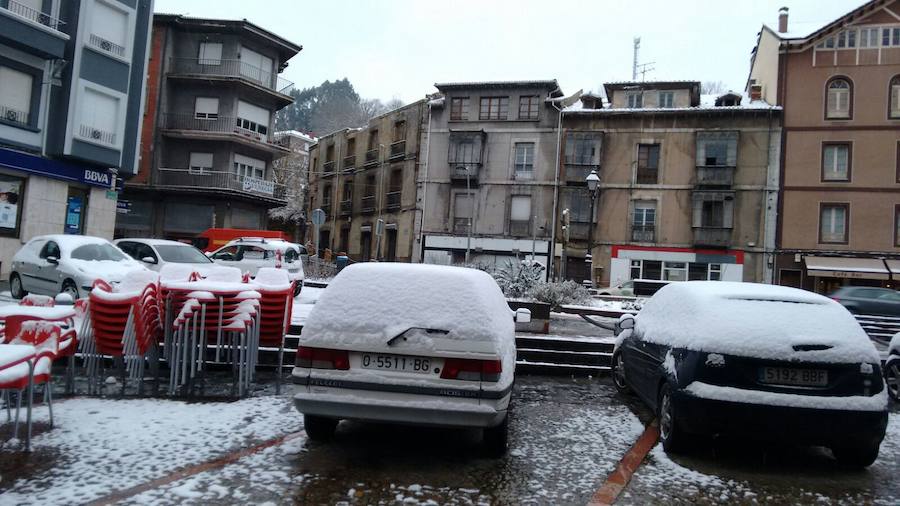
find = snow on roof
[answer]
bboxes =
[34,235,111,254]
[275,130,317,142]
[635,281,880,363]
[566,92,779,115]
[303,263,514,347]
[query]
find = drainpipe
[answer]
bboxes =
[416,100,434,263]
[548,101,564,281]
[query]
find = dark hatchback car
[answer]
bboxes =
[829,286,900,316]
[612,281,889,467]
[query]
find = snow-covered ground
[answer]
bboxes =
[291,285,323,329]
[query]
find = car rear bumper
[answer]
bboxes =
[673,389,888,447]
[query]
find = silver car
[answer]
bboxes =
[10,235,147,299]
[114,238,214,272]
[208,237,305,295]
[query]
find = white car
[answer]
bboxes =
[597,280,635,296]
[886,333,900,401]
[208,237,304,295]
[292,263,530,456]
[114,238,214,273]
[10,235,147,300]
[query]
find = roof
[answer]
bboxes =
[776,0,884,46]
[154,13,302,61]
[604,80,701,88]
[434,80,564,97]
[275,130,317,143]
[564,91,780,115]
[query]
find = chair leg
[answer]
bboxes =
[45,382,54,428]
[13,390,21,439]
[4,390,10,422]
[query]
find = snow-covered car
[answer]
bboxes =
[114,238,214,273]
[611,281,888,467]
[597,280,634,296]
[292,263,530,456]
[208,237,304,295]
[10,235,148,300]
[886,333,900,401]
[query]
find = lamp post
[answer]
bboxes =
[585,169,600,287]
[462,165,473,264]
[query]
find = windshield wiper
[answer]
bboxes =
[386,327,450,346]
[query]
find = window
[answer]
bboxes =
[692,193,734,228]
[663,262,687,281]
[198,42,223,65]
[696,132,737,167]
[860,28,880,47]
[189,152,213,174]
[88,1,128,59]
[626,92,643,108]
[450,97,469,121]
[896,205,900,247]
[233,154,264,180]
[239,47,274,85]
[632,201,656,242]
[454,193,474,234]
[630,260,642,279]
[826,78,852,119]
[636,144,660,184]
[701,200,725,227]
[236,100,270,136]
[884,27,900,47]
[510,195,531,235]
[79,88,120,146]
[565,133,599,165]
[367,129,379,149]
[0,175,24,237]
[658,91,674,108]
[514,143,534,179]
[0,65,34,127]
[890,76,900,119]
[897,142,900,182]
[448,132,483,166]
[194,97,219,120]
[479,97,509,120]
[822,143,851,181]
[837,30,856,48]
[322,184,332,206]
[392,120,406,142]
[518,95,539,120]
[820,203,848,244]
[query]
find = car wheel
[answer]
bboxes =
[483,414,509,457]
[9,272,26,299]
[832,442,880,468]
[885,360,900,401]
[60,279,80,301]
[611,352,630,394]
[303,414,338,441]
[293,283,302,298]
[658,383,687,454]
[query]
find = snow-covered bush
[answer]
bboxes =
[493,260,544,299]
[305,258,337,280]
[529,280,591,310]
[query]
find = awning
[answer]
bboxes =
[804,256,890,280]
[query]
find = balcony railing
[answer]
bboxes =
[161,113,279,146]
[361,195,376,213]
[78,124,116,146]
[453,218,471,235]
[385,191,401,211]
[3,0,64,31]
[635,168,658,185]
[156,168,287,200]
[696,166,734,186]
[342,155,356,173]
[169,58,294,95]
[364,148,379,167]
[567,222,591,241]
[450,164,480,180]
[340,200,352,216]
[692,226,732,247]
[564,164,599,184]
[509,220,531,237]
[88,33,126,58]
[631,226,655,243]
[389,140,406,160]
[0,105,29,127]
[323,160,336,174]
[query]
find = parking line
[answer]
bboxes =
[85,430,305,506]
[587,420,659,506]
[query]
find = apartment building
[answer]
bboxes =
[749,1,900,293]
[115,14,301,240]
[0,0,152,276]
[416,81,562,274]
[560,81,781,286]
[307,100,426,262]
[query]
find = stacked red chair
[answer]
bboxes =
[254,268,295,394]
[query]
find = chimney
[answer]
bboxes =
[750,84,763,101]
[778,7,789,34]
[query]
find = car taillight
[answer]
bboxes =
[441,358,502,382]
[295,346,349,370]
[830,296,840,302]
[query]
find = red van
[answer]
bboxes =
[193,228,288,253]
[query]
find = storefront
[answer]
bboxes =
[422,235,551,280]
[803,256,892,294]
[608,245,745,285]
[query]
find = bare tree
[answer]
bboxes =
[701,80,729,95]
[269,136,310,241]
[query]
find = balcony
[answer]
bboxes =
[0,105,29,127]
[342,155,356,173]
[2,0,64,30]
[693,227,732,247]
[564,164,599,184]
[385,191,401,211]
[453,218,471,235]
[635,168,658,185]
[160,114,287,154]
[450,164,480,181]
[567,222,591,241]
[323,160,336,174]
[155,168,287,202]
[340,200,352,216]
[168,58,294,97]
[389,140,406,161]
[364,148,379,167]
[509,220,531,237]
[696,166,734,186]
[0,0,67,59]
[361,195,376,214]
[631,226,655,243]
[88,33,125,59]
[78,124,116,147]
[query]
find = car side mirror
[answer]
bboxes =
[141,256,157,265]
[618,315,635,331]
[46,256,59,265]
[514,308,532,323]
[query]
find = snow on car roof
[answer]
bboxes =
[635,281,880,363]
[303,263,514,346]
[33,234,111,254]
[116,238,195,247]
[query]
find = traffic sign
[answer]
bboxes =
[311,208,326,225]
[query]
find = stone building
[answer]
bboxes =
[270,130,315,242]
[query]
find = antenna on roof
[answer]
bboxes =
[632,36,655,81]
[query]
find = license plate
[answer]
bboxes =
[759,367,828,387]
[361,353,434,374]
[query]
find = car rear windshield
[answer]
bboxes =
[71,243,127,261]
[155,245,212,264]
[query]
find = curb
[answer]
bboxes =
[587,420,660,506]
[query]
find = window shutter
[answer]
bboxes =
[695,138,706,166]
[237,100,270,125]
[91,1,128,47]
[81,88,119,133]
[199,43,223,65]
[195,97,219,115]
[0,67,33,115]
[692,196,703,227]
[510,196,531,221]
[723,198,735,228]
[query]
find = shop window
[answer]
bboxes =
[0,175,24,237]
[65,187,88,235]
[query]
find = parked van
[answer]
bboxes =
[192,228,288,253]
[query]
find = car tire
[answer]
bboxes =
[303,414,338,441]
[831,442,880,468]
[9,272,26,299]
[658,383,687,454]
[611,352,630,394]
[885,359,900,401]
[293,283,302,298]
[61,279,80,301]
[483,414,509,457]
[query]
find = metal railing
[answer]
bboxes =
[323,160,336,174]
[156,168,287,200]
[509,220,531,237]
[451,164,480,179]
[78,124,116,146]
[453,218,470,235]
[564,164,598,183]
[361,195,376,213]
[696,166,735,186]
[342,155,356,172]
[631,226,655,243]
[169,58,294,94]
[3,0,64,31]
[340,200,352,216]
[692,226,731,247]
[0,105,29,126]
[567,222,591,241]
[389,140,406,160]
[385,191,401,210]
[635,168,658,185]
[364,148,379,166]
[88,33,125,58]
[161,113,278,145]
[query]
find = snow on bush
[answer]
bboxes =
[492,260,544,299]
[529,280,591,310]
[304,258,337,280]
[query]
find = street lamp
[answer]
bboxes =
[585,169,600,287]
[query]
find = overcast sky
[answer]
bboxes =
[153,0,867,102]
